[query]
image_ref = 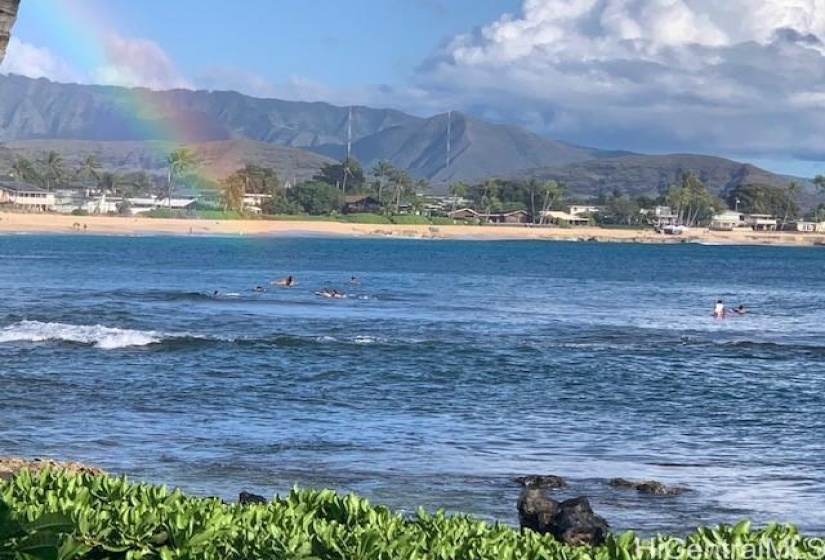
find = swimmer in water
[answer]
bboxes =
[272,275,295,287]
[732,304,747,315]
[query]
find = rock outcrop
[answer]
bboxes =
[514,474,567,489]
[0,456,104,481]
[0,0,20,63]
[609,478,685,496]
[517,488,609,546]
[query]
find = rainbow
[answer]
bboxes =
[19,0,220,185]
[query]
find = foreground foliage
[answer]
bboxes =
[1,468,822,560]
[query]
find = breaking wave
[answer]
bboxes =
[0,320,164,349]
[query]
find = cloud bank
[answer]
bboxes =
[2,1,825,167]
[415,0,825,160]
[0,33,190,90]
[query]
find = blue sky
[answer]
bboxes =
[3,0,825,178]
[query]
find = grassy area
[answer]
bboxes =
[1,468,818,560]
[338,213,393,224]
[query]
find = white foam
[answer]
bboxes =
[0,320,162,349]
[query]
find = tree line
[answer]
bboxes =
[4,150,819,224]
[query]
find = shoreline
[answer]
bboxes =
[1,211,824,246]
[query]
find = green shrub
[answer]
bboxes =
[143,209,190,219]
[390,214,430,225]
[263,214,336,222]
[195,210,247,220]
[429,217,458,225]
[1,468,821,560]
[340,213,392,224]
[70,209,89,216]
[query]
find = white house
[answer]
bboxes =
[126,196,197,215]
[569,205,602,216]
[744,213,778,231]
[243,193,271,213]
[710,211,744,231]
[0,182,55,211]
[544,211,590,226]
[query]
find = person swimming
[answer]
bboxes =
[272,275,295,287]
[732,304,747,315]
[713,299,725,318]
[347,275,359,285]
[252,285,267,293]
[316,287,346,299]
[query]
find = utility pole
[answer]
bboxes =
[446,110,452,170]
[342,106,352,193]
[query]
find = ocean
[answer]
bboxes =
[2,233,824,536]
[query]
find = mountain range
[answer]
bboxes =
[0,73,804,198]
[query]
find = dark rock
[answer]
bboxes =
[551,497,610,546]
[515,475,567,489]
[517,489,609,547]
[609,478,685,496]
[517,488,559,535]
[238,491,267,505]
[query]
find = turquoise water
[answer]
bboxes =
[2,234,824,535]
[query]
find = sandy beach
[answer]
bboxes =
[0,211,823,246]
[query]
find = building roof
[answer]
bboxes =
[345,194,379,204]
[545,211,589,221]
[0,181,47,194]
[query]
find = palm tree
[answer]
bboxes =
[98,171,122,195]
[814,175,825,195]
[10,156,36,184]
[372,160,394,204]
[76,154,101,187]
[537,181,565,224]
[166,147,197,208]
[390,168,412,214]
[448,181,468,212]
[0,0,21,65]
[37,151,64,192]
[783,181,801,228]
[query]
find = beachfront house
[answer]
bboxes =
[569,205,602,216]
[790,220,825,233]
[649,206,678,229]
[125,196,197,215]
[710,211,745,231]
[243,193,271,214]
[0,182,55,211]
[480,209,531,224]
[744,213,778,231]
[343,194,382,213]
[447,208,479,220]
[543,210,590,226]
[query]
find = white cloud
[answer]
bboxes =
[413,0,825,160]
[0,37,80,82]
[0,33,190,91]
[92,34,191,90]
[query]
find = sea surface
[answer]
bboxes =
[2,233,825,536]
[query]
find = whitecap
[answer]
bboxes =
[0,320,162,349]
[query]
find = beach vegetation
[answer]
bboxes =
[2,468,825,560]
[339,213,393,224]
[727,182,799,220]
[165,148,198,207]
[314,157,365,194]
[390,214,431,225]
[287,181,345,215]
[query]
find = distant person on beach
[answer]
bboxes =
[713,300,725,318]
[272,275,295,287]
